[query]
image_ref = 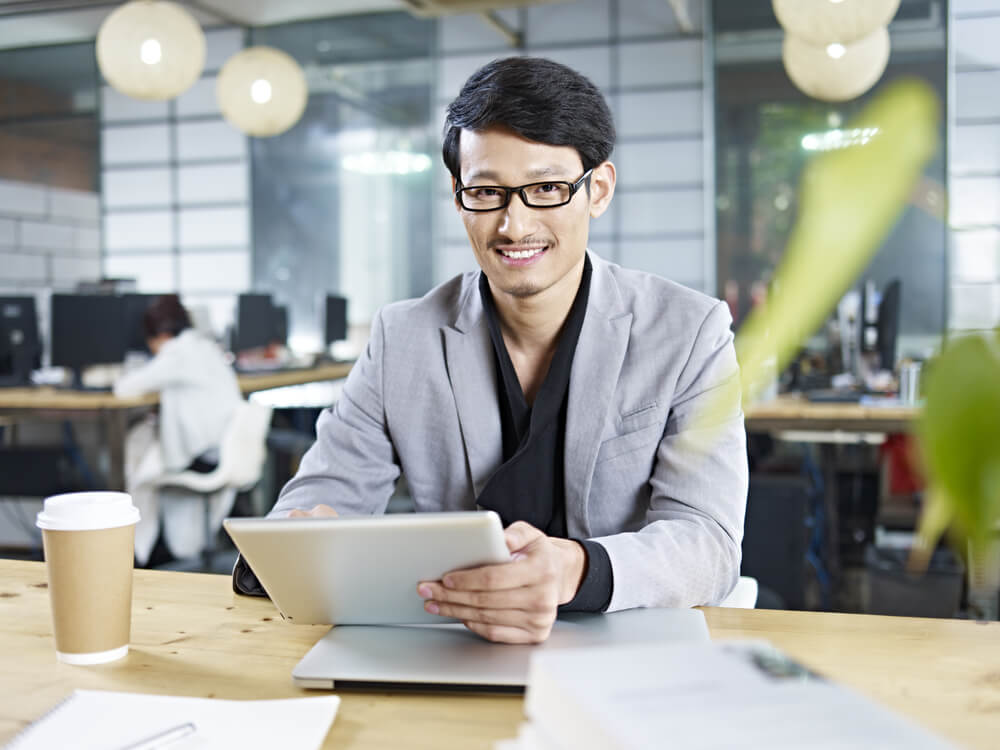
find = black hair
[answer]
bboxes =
[442,57,616,184]
[142,294,191,339]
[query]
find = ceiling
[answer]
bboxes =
[0,0,417,50]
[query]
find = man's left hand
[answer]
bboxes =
[416,521,586,644]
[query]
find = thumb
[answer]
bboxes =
[504,521,543,555]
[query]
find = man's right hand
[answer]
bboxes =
[288,504,339,518]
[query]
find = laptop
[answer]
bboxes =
[293,607,711,692]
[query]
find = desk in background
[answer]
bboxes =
[0,363,353,491]
[0,559,997,749]
[744,393,923,599]
[744,392,919,434]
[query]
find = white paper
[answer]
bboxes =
[8,690,340,750]
[520,641,956,750]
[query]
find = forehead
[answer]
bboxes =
[458,126,583,183]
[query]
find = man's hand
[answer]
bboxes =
[287,504,338,518]
[416,521,586,644]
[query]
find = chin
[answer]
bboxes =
[504,283,543,298]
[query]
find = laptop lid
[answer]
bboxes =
[293,608,711,692]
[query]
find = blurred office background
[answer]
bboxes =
[0,0,998,616]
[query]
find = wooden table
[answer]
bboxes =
[745,393,919,434]
[0,363,352,490]
[1,559,997,749]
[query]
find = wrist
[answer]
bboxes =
[552,538,587,604]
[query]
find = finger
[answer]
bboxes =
[417,582,540,610]
[426,601,547,629]
[440,557,544,592]
[463,619,551,645]
[504,521,543,554]
[287,504,338,518]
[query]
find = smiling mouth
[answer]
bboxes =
[495,245,547,260]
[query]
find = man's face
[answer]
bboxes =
[454,126,615,300]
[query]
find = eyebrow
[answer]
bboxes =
[463,166,566,184]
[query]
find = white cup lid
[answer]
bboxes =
[36,491,140,531]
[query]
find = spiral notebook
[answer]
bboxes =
[6,690,340,750]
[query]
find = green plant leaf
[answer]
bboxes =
[917,332,1000,563]
[735,80,940,403]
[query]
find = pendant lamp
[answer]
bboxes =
[772,0,901,46]
[782,27,891,103]
[96,0,205,101]
[216,46,308,138]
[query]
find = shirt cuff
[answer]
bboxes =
[558,539,614,613]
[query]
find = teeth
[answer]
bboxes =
[500,247,545,259]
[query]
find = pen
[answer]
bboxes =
[117,721,197,750]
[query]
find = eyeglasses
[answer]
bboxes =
[455,169,593,212]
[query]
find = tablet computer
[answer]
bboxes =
[223,511,510,626]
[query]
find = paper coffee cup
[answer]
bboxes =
[36,492,140,665]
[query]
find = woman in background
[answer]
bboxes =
[114,294,242,566]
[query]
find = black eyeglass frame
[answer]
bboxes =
[455,169,594,212]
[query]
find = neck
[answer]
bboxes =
[488,254,586,356]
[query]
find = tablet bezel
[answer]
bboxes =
[224,511,511,625]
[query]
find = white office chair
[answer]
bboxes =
[154,400,273,567]
[720,576,759,609]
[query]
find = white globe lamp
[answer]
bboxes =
[773,0,901,46]
[782,26,891,102]
[96,0,205,101]
[216,47,308,138]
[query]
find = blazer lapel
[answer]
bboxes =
[564,253,632,538]
[442,276,502,498]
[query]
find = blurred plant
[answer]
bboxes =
[733,79,939,404]
[911,331,1000,618]
[702,76,1000,618]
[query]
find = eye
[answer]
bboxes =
[531,183,561,194]
[467,187,502,199]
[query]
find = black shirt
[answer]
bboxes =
[476,256,613,612]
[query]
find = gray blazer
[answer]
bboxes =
[270,252,748,612]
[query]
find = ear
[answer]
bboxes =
[587,161,616,219]
[451,175,462,213]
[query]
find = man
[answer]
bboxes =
[236,57,747,644]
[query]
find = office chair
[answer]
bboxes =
[154,401,273,568]
[720,576,759,609]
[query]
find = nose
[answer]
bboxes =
[497,191,537,240]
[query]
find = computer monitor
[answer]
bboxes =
[325,295,348,346]
[858,279,901,373]
[50,294,127,382]
[0,297,41,386]
[271,305,288,348]
[233,293,274,353]
[121,293,162,353]
[876,279,900,372]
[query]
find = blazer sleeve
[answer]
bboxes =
[267,308,401,517]
[592,300,748,612]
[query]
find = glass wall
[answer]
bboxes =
[713,0,948,355]
[0,42,101,341]
[0,42,98,191]
[250,14,435,353]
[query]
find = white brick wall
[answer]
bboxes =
[0,178,101,292]
[949,2,1000,333]
[100,27,251,328]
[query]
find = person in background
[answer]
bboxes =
[114,294,243,566]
